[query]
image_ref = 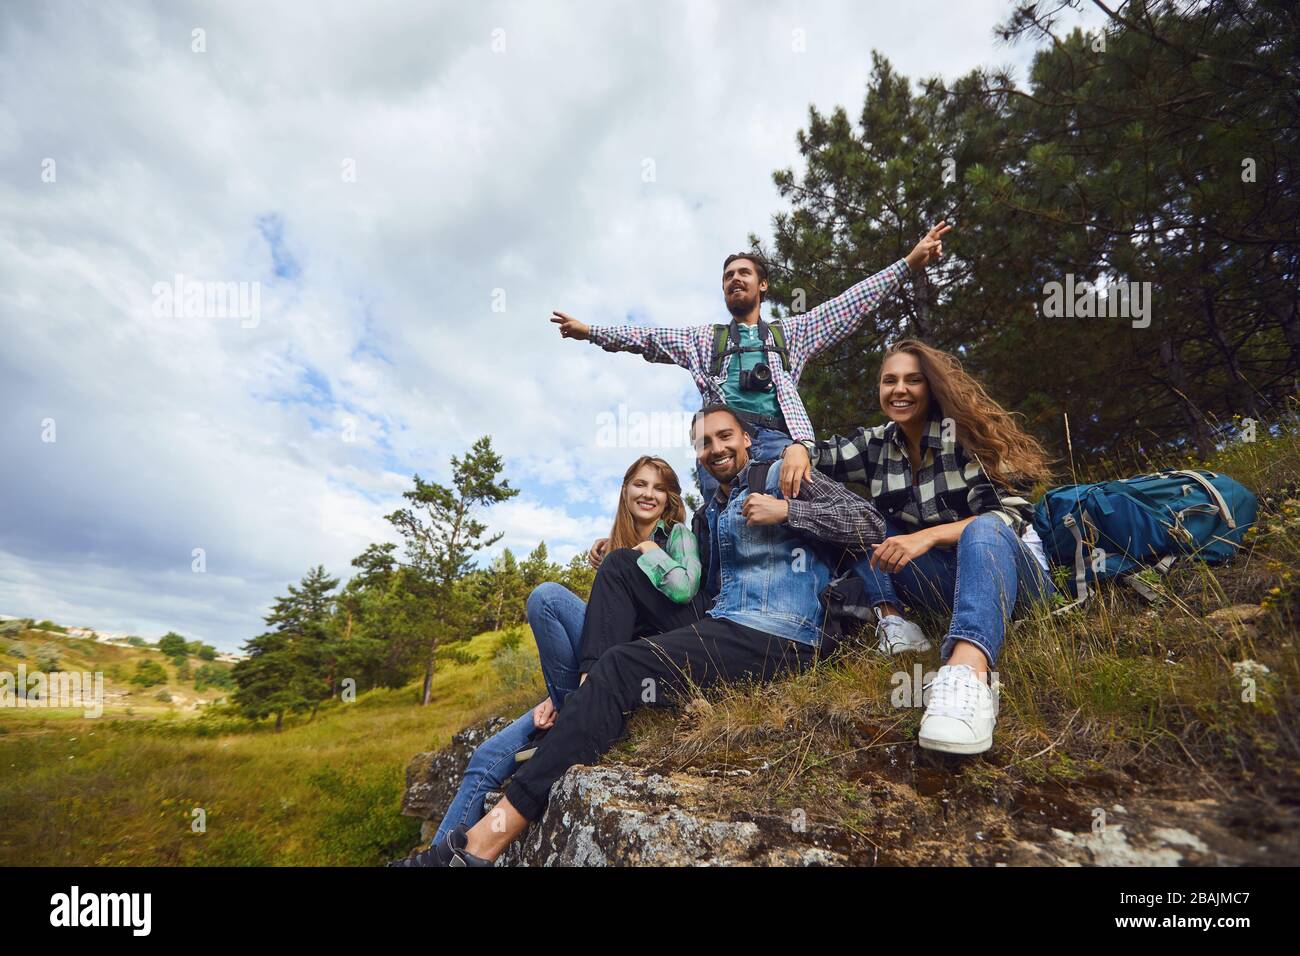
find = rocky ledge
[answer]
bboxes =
[398,717,1299,867]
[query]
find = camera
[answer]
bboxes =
[739,362,773,391]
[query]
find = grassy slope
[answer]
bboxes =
[0,627,545,866]
[0,633,231,720]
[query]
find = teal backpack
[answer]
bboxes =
[1032,470,1258,607]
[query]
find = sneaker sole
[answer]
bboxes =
[918,733,992,755]
[880,640,934,656]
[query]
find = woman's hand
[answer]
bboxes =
[532,697,557,730]
[779,443,813,498]
[587,537,610,569]
[905,221,952,272]
[633,540,660,554]
[869,530,936,574]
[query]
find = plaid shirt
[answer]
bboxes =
[804,416,1036,535]
[635,519,702,604]
[587,260,910,442]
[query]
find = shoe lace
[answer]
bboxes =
[924,668,980,721]
[874,614,905,650]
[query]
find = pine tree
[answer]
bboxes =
[384,437,517,705]
[232,565,339,729]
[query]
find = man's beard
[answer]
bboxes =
[703,446,747,482]
[725,290,756,317]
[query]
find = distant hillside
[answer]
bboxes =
[0,622,235,720]
[0,625,545,865]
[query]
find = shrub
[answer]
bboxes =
[155,689,173,703]
[439,645,478,667]
[158,632,188,658]
[131,659,168,687]
[194,663,234,691]
[496,629,524,654]
[308,765,422,865]
[34,643,60,671]
[493,643,541,692]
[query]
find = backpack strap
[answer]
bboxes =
[763,320,792,373]
[1051,512,1092,615]
[1123,574,1162,602]
[746,460,774,494]
[710,324,731,377]
[1164,470,1236,529]
[1122,553,1179,603]
[709,319,792,377]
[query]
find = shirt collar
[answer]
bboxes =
[710,459,755,509]
[885,412,947,453]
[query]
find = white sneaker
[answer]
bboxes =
[918,664,997,754]
[874,612,933,655]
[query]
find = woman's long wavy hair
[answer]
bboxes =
[607,456,687,552]
[884,339,1052,485]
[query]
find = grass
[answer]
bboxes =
[0,626,545,866]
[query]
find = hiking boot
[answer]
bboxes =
[918,664,996,755]
[384,824,492,867]
[874,610,932,655]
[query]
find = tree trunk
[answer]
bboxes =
[911,269,929,337]
[420,646,435,706]
[1201,287,1259,420]
[274,710,284,732]
[1280,298,1300,373]
[1158,336,1215,458]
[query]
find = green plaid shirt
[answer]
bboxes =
[804,417,1035,535]
[635,519,702,604]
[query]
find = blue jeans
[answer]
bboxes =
[852,513,1057,667]
[432,582,586,843]
[696,423,792,503]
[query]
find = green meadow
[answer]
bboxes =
[0,627,544,866]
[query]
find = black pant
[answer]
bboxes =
[506,616,816,821]
[578,548,707,673]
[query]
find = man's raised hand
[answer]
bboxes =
[550,310,591,341]
[904,221,952,272]
[779,443,813,499]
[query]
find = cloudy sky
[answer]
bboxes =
[0,0,1105,651]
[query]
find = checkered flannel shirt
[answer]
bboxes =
[802,416,1036,535]
[586,260,910,442]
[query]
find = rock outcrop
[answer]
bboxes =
[400,716,513,835]
[400,717,847,865]
[399,716,1300,867]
